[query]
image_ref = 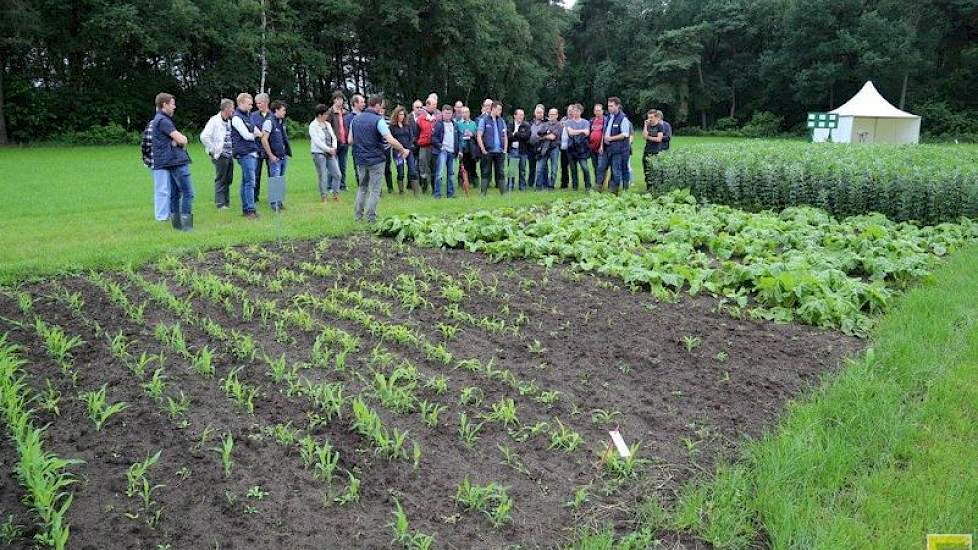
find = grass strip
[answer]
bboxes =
[669,243,978,548]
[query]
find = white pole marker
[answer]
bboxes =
[609,429,630,458]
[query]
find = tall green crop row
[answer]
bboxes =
[651,142,978,224]
[0,334,82,549]
[377,191,978,335]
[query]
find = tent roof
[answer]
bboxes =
[830,81,920,119]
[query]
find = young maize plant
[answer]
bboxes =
[418,401,446,428]
[601,441,643,480]
[211,433,234,478]
[389,498,435,550]
[458,413,484,448]
[220,367,258,415]
[33,319,84,370]
[78,384,129,431]
[372,370,417,414]
[332,470,361,506]
[548,418,584,452]
[455,476,514,528]
[142,368,168,402]
[0,336,83,550]
[191,346,215,378]
[486,398,520,428]
[126,449,163,498]
[38,380,62,417]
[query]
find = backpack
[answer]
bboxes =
[141,120,153,168]
[661,121,672,151]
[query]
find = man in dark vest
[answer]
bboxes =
[602,96,632,195]
[150,92,195,231]
[476,101,508,195]
[260,100,292,210]
[349,95,411,223]
[230,92,263,218]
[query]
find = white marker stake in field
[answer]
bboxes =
[609,429,630,458]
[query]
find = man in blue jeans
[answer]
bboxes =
[230,92,263,218]
[602,96,632,195]
[476,101,508,195]
[350,95,411,223]
[431,104,462,198]
[150,92,195,231]
[260,100,291,210]
[534,108,562,190]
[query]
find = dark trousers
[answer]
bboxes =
[336,144,349,190]
[461,151,478,190]
[592,152,609,190]
[608,151,629,193]
[568,156,591,190]
[384,149,394,193]
[643,150,658,192]
[559,149,570,188]
[254,156,269,202]
[480,152,506,195]
[394,152,417,190]
[528,154,537,190]
[212,155,234,207]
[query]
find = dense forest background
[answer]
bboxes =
[1,0,975,143]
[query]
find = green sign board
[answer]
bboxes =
[807,112,839,129]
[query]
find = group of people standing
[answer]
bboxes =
[143,89,672,229]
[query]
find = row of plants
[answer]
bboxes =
[376,190,978,335]
[650,141,978,223]
[0,334,80,549]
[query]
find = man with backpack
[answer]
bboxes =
[142,110,172,222]
[150,92,195,230]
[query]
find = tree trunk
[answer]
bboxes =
[697,62,706,128]
[0,67,8,145]
[729,84,736,118]
[259,0,267,93]
[899,73,908,110]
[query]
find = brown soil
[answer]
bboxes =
[0,235,860,549]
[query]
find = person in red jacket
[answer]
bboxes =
[415,94,438,193]
[589,103,607,190]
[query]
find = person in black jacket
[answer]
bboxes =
[507,108,531,191]
[389,105,418,196]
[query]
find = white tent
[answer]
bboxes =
[812,81,921,144]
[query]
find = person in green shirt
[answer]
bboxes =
[456,107,479,193]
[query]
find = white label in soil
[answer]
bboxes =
[609,429,630,458]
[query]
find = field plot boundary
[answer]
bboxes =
[637,243,978,549]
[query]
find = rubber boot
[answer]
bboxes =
[410,179,420,198]
[179,214,193,232]
[397,179,404,195]
[171,213,182,230]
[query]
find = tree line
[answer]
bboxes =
[1,0,975,144]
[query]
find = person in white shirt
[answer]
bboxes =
[309,103,342,202]
[200,99,235,209]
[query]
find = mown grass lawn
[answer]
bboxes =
[0,136,741,283]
